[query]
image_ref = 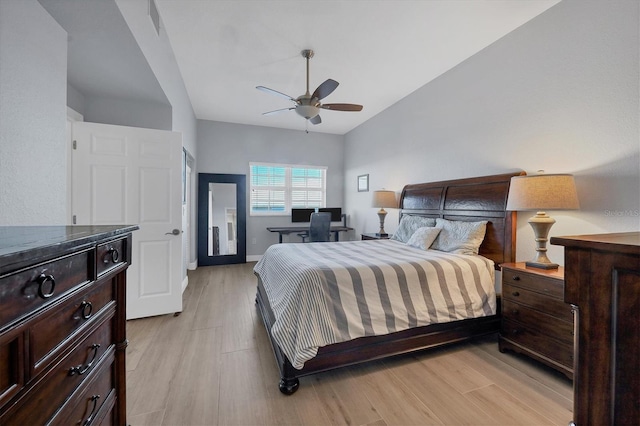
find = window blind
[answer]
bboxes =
[250,162,327,216]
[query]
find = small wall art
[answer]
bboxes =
[357,174,369,192]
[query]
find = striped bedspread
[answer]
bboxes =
[254,239,496,369]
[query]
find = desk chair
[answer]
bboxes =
[299,212,331,242]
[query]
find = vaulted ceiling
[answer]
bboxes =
[40,0,561,135]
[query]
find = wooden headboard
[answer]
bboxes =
[399,171,525,268]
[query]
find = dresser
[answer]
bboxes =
[552,232,640,426]
[499,262,573,379]
[0,225,137,425]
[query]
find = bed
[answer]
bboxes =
[254,171,524,394]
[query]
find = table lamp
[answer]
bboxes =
[506,174,579,269]
[372,190,397,237]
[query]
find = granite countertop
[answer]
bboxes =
[0,225,138,274]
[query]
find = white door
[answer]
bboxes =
[72,122,183,319]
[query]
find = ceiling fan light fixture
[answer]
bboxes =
[295,104,320,119]
[257,49,362,125]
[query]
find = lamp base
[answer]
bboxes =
[526,211,559,270]
[377,208,388,237]
[525,260,559,270]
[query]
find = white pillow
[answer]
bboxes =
[390,215,437,243]
[431,218,488,255]
[406,227,442,251]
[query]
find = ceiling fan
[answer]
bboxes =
[257,49,363,125]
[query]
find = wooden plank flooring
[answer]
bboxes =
[126,263,573,425]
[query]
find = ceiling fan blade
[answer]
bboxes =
[309,115,322,125]
[312,79,339,101]
[262,107,295,116]
[320,103,363,112]
[256,86,296,102]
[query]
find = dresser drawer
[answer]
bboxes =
[502,319,574,369]
[0,328,24,408]
[29,278,114,376]
[49,353,115,426]
[502,299,573,344]
[502,268,564,299]
[1,320,114,426]
[502,282,573,322]
[96,238,127,278]
[0,249,93,327]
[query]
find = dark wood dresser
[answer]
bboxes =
[552,232,640,426]
[0,225,137,425]
[499,262,573,379]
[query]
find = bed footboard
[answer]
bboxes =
[255,275,501,395]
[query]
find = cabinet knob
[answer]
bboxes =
[103,246,119,264]
[511,309,519,315]
[80,301,94,319]
[512,275,521,281]
[36,273,56,299]
[511,291,520,297]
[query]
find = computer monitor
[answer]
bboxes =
[291,207,342,222]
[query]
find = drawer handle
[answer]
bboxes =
[103,246,120,264]
[511,291,520,297]
[512,275,521,281]
[36,273,56,299]
[511,309,519,315]
[80,301,94,319]
[69,343,101,376]
[83,394,101,426]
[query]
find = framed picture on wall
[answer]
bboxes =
[357,174,369,192]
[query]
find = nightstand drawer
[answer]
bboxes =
[502,299,573,344]
[503,268,564,299]
[503,282,572,322]
[502,319,574,369]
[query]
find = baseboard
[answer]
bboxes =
[188,260,197,270]
[247,255,262,262]
[181,275,189,293]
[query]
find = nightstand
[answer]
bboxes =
[361,233,391,240]
[499,262,574,379]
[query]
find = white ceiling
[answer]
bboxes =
[156,0,560,135]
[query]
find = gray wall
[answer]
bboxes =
[197,120,347,257]
[344,0,640,265]
[0,0,68,225]
[83,95,172,131]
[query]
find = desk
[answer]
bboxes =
[267,226,353,243]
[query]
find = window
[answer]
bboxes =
[250,162,327,216]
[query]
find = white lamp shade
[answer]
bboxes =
[372,190,397,208]
[506,174,579,211]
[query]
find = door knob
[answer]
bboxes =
[166,229,181,235]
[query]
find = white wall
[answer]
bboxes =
[344,0,640,265]
[197,120,347,257]
[0,0,68,225]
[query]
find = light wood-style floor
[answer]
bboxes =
[126,263,573,426]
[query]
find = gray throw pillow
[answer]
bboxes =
[406,226,442,250]
[390,215,437,243]
[431,218,488,255]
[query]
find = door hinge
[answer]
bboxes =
[72,215,77,224]
[73,140,77,150]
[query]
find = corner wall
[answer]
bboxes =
[344,0,640,265]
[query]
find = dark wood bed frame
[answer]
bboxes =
[256,171,525,394]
